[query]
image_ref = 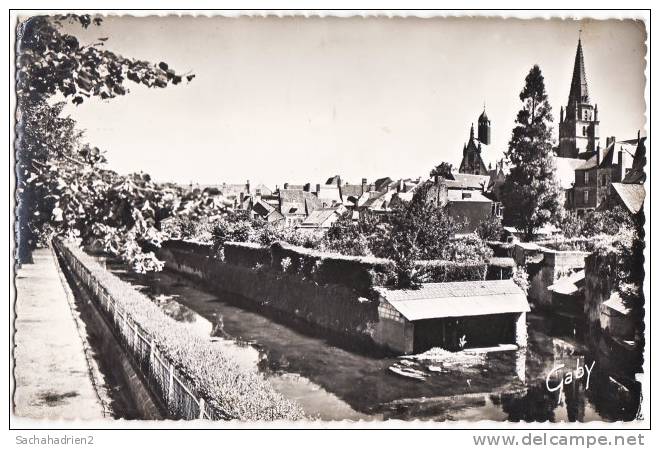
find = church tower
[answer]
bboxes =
[558,36,600,158]
[478,107,491,145]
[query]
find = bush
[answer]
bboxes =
[321,216,371,256]
[55,238,304,421]
[440,233,494,263]
[476,216,505,242]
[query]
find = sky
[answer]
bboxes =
[55,15,647,188]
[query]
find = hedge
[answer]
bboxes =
[270,241,395,296]
[414,260,487,283]
[56,238,303,421]
[224,241,272,268]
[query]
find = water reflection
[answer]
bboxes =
[105,260,641,422]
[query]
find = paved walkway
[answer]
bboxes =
[13,247,106,420]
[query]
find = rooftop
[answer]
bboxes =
[447,189,491,202]
[446,173,490,190]
[611,182,646,214]
[376,279,529,321]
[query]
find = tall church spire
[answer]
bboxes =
[558,32,599,158]
[568,36,590,105]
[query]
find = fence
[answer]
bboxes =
[54,240,224,420]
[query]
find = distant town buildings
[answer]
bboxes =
[173,37,645,234]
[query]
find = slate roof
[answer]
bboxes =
[575,154,598,171]
[447,189,491,203]
[376,279,530,321]
[611,183,646,214]
[446,173,490,190]
[623,137,647,184]
[298,208,339,228]
[278,189,322,215]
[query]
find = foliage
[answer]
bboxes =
[501,65,563,241]
[321,214,373,256]
[197,182,492,289]
[15,14,192,270]
[558,206,634,239]
[593,223,645,314]
[364,182,465,287]
[57,239,303,420]
[511,265,530,294]
[165,215,215,243]
[476,216,505,241]
[16,15,192,106]
[440,233,493,263]
[429,162,454,178]
[415,260,487,283]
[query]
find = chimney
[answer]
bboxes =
[361,178,367,194]
[246,179,250,194]
[316,183,321,194]
[255,188,262,201]
[397,179,404,193]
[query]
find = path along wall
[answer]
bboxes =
[157,240,488,351]
[53,238,303,421]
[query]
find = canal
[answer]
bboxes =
[104,260,641,422]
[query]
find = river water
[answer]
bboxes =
[104,260,642,422]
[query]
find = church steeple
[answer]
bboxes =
[557,33,600,158]
[478,105,491,145]
[568,36,590,106]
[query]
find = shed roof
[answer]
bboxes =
[376,279,529,321]
[548,270,585,296]
[611,183,645,214]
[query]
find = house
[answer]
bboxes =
[297,205,347,230]
[373,280,530,354]
[571,137,635,214]
[277,188,323,227]
[250,199,285,224]
[446,189,501,234]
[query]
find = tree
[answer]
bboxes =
[475,216,504,241]
[15,14,192,268]
[369,182,461,287]
[501,65,563,241]
[430,162,453,179]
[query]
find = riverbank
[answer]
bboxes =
[13,248,108,421]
